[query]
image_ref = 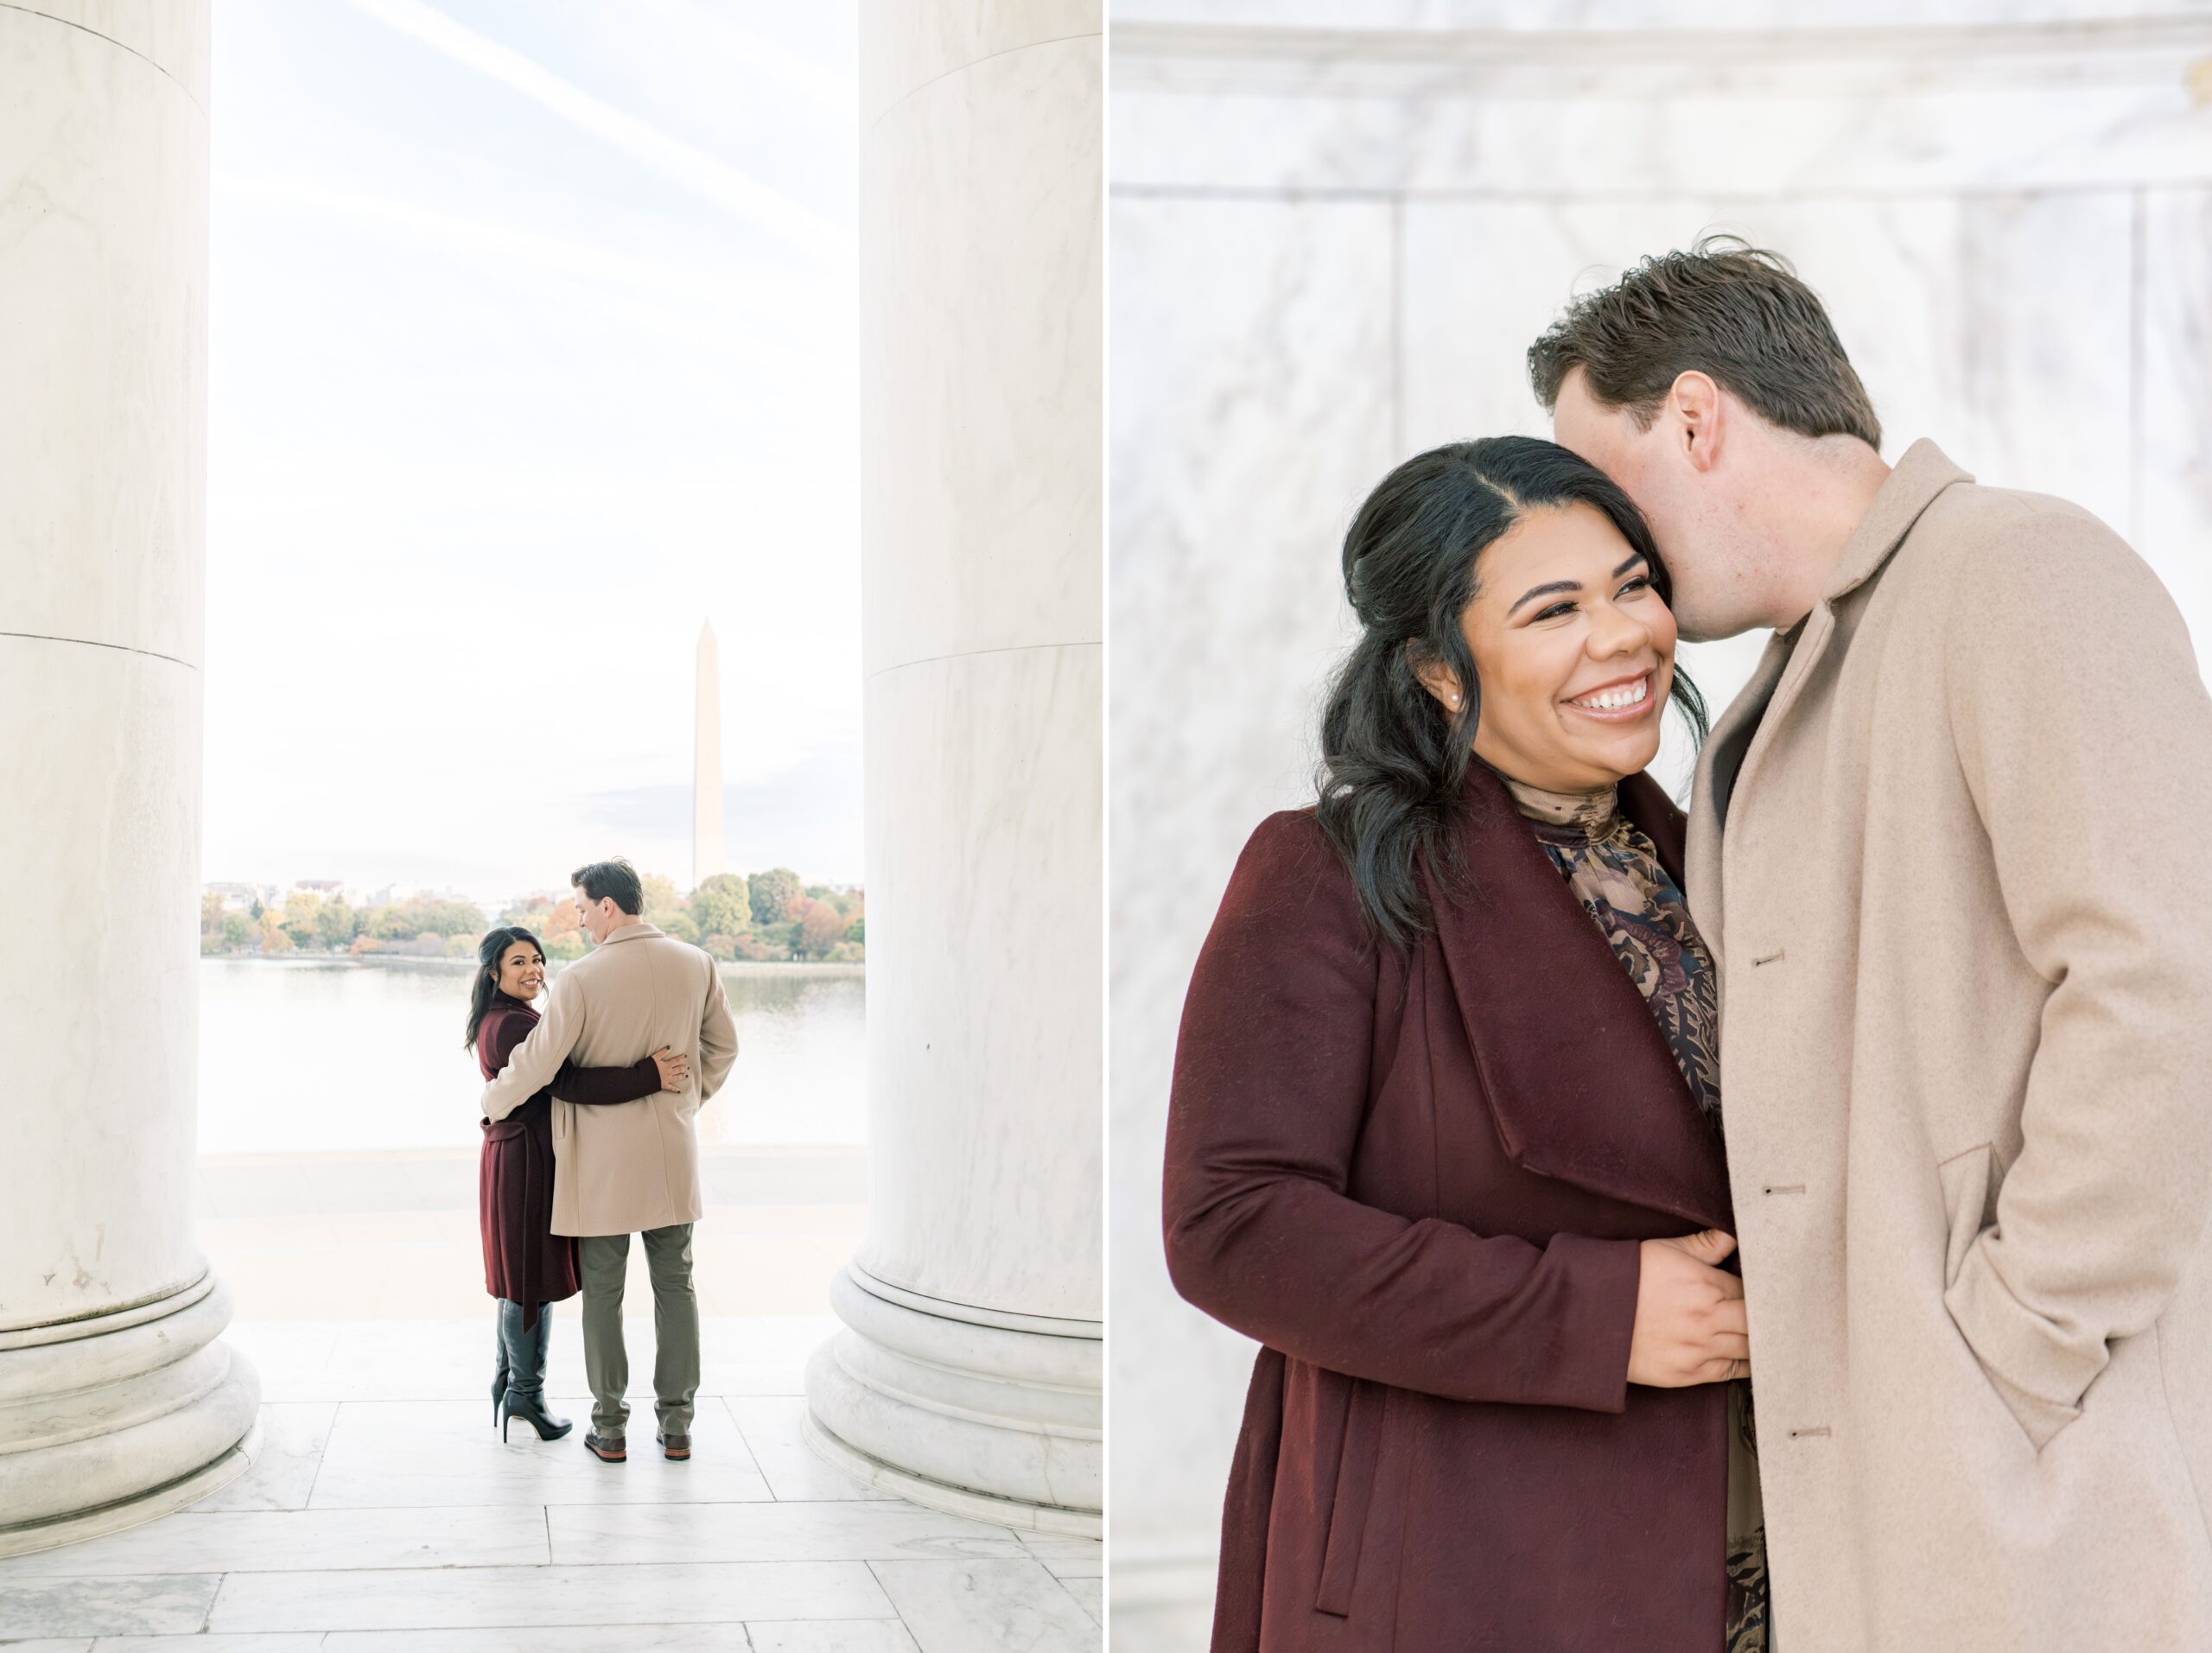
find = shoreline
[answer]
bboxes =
[198,953,864,979]
[198,1141,866,1166]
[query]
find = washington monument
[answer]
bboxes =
[694,620,724,889]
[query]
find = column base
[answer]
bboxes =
[801,1408,1098,1538]
[0,1272,261,1559]
[804,1264,1101,1538]
[0,1419,260,1559]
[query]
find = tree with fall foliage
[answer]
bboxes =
[747,867,803,927]
[259,908,296,955]
[692,873,751,940]
[365,897,485,943]
[279,890,323,951]
[198,867,861,963]
[317,899,359,949]
[797,898,849,958]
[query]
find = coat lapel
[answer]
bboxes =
[1746,444,1971,772]
[1687,440,1974,960]
[1686,631,1794,963]
[1427,763,1733,1233]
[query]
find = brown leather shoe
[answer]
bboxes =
[657,1431,691,1460]
[583,1432,626,1462]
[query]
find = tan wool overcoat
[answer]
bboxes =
[480,922,738,1237]
[1692,440,2212,1650]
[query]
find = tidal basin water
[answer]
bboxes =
[197,957,867,1154]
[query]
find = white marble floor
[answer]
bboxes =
[0,1316,1103,1650]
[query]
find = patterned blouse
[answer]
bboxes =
[1502,775,1772,1653]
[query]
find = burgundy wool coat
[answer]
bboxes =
[1165,762,1738,1652]
[476,995,662,1326]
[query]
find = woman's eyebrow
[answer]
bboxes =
[1507,551,1650,616]
[1508,579,1580,616]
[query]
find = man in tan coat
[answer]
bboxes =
[1529,240,2212,1649]
[483,857,738,1463]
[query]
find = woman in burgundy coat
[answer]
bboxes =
[1166,437,1768,1651]
[467,925,685,1442]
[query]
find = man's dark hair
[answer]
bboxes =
[1528,235,1881,449]
[571,858,645,916]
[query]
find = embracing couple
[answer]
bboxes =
[1165,240,2212,1651]
[465,858,738,1465]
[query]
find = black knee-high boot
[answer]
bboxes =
[499,1301,571,1442]
[492,1305,512,1427]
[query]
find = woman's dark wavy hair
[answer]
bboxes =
[464,925,544,1052]
[1315,436,1707,951]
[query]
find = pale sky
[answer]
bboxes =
[203,0,861,905]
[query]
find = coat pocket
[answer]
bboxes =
[1315,1379,1392,1617]
[1938,1141,1999,1290]
[1937,1141,2082,1453]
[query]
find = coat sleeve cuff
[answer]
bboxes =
[1945,1247,2098,1449]
[1548,1232,1643,1415]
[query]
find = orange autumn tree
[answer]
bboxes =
[798,897,849,958]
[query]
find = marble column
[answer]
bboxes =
[804,2,1103,1535]
[0,0,259,1556]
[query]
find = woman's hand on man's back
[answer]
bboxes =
[652,1048,690,1092]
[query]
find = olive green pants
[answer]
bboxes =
[578,1223,699,1439]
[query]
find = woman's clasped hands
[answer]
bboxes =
[1628,1228,1751,1387]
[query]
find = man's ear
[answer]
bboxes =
[1669,372,1724,474]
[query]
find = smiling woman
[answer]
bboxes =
[466,922,692,1453]
[1162,434,1762,1651]
[1316,436,1707,950]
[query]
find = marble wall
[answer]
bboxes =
[1107,3,2212,1641]
[0,0,259,1554]
[805,0,1104,1535]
